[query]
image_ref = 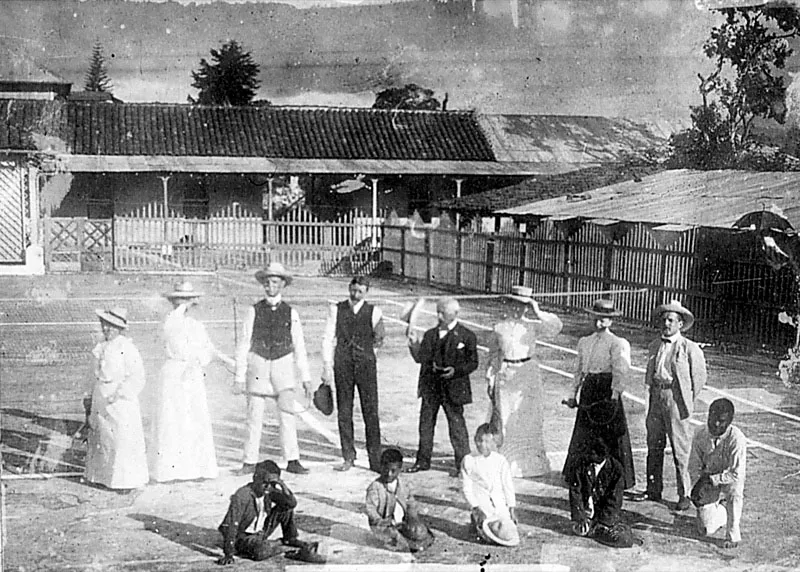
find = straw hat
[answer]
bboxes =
[586,298,621,318]
[400,297,426,324]
[164,281,203,300]
[505,285,534,305]
[255,262,293,286]
[481,516,520,547]
[95,307,129,330]
[654,299,695,332]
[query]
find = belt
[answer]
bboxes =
[503,357,531,364]
[651,381,674,390]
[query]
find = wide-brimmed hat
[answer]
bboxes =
[255,262,293,286]
[690,477,720,508]
[95,307,129,330]
[481,516,520,547]
[400,297,426,324]
[164,281,203,300]
[654,299,695,332]
[505,285,535,305]
[587,298,621,318]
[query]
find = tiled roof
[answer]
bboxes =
[0,100,495,161]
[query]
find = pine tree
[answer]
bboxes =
[190,40,261,106]
[84,41,113,93]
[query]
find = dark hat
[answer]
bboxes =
[586,298,621,317]
[254,460,281,478]
[313,383,334,416]
[654,299,695,332]
[690,477,720,508]
[255,262,293,286]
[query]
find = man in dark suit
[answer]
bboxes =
[406,297,479,478]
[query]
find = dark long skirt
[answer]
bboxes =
[562,373,635,489]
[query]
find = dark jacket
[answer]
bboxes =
[218,482,297,557]
[410,323,479,406]
[568,456,624,526]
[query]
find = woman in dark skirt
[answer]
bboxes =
[562,299,635,489]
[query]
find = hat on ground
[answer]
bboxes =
[164,281,203,300]
[400,515,435,552]
[255,262,293,286]
[587,298,621,317]
[654,299,695,331]
[95,307,129,330]
[481,516,520,547]
[690,477,720,508]
[400,297,426,324]
[505,285,534,305]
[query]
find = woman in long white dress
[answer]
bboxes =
[85,307,149,490]
[484,286,563,478]
[149,282,234,482]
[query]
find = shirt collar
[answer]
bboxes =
[440,320,458,332]
[349,299,365,313]
[711,424,732,443]
[662,332,682,343]
[265,294,282,307]
[593,459,607,476]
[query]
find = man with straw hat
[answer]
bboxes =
[562,298,635,490]
[235,263,313,475]
[84,307,148,490]
[631,300,707,511]
[150,281,235,482]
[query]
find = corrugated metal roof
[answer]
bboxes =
[476,114,667,164]
[498,169,800,229]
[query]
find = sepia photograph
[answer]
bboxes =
[1,0,800,570]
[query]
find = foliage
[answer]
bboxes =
[84,41,113,93]
[190,40,262,106]
[373,84,441,110]
[670,4,800,167]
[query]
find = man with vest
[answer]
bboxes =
[235,263,313,475]
[322,276,386,472]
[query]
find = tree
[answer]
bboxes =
[190,40,261,106]
[671,3,800,167]
[373,84,442,111]
[84,41,113,93]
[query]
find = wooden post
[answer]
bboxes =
[371,178,379,248]
[158,175,171,246]
[454,178,463,230]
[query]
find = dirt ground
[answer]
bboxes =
[2,271,800,572]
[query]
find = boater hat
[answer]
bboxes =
[587,298,621,317]
[164,281,203,300]
[481,516,520,547]
[255,262,293,286]
[505,285,535,305]
[95,307,129,330]
[654,299,695,332]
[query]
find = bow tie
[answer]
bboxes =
[661,337,673,343]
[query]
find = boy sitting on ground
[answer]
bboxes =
[688,397,746,549]
[217,460,322,565]
[365,447,434,552]
[568,436,637,548]
[461,423,520,547]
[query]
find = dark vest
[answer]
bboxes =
[334,300,375,358]
[250,300,293,361]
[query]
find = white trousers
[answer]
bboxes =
[696,486,743,543]
[242,352,300,464]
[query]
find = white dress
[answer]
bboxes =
[149,307,219,481]
[85,335,149,489]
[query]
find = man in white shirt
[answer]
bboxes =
[235,263,313,475]
[321,276,385,472]
[689,398,746,549]
[632,300,707,511]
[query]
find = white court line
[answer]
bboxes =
[381,298,800,462]
[0,319,328,327]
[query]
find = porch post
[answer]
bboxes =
[371,178,379,248]
[158,175,171,248]
[454,178,463,230]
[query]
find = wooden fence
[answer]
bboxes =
[45,204,384,275]
[381,211,798,351]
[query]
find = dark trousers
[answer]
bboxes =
[234,507,298,561]
[334,352,381,470]
[416,393,470,469]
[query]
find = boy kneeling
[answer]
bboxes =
[217,460,322,565]
[461,424,520,547]
[568,437,637,548]
[365,447,434,552]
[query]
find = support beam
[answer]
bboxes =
[371,178,379,248]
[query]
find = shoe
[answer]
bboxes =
[629,491,661,503]
[449,468,461,478]
[675,496,692,511]
[282,538,318,551]
[236,463,256,476]
[334,460,354,472]
[285,460,309,475]
[405,464,430,474]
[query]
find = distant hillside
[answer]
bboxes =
[0,0,774,129]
